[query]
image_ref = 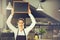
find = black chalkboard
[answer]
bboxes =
[13,1,29,13]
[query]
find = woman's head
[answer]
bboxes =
[17,18,24,29]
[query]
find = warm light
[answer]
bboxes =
[58,8,60,12]
[58,9,60,12]
[6,2,12,10]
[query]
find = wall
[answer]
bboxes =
[0,0,6,29]
[0,0,3,28]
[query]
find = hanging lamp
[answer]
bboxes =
[6,2,12,10]
[36,0,44,11]
[36,3,44,11]
[58,8,60,12]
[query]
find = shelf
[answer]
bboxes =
[14,11,29,14]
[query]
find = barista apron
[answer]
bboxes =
[16,29,26,40]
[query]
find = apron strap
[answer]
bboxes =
[23,29,26,35]
[17,29,19,36]
[17,29,26,36]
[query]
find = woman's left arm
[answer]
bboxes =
[25,10,36,35]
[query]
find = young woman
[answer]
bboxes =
[6,8,36,40]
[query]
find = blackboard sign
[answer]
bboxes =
[13,1,29,13]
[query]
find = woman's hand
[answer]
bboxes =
[28,9,31,14]
[11,8,14,15]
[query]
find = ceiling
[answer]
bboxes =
[26,0,60,22]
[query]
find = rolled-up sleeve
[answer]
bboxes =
[25,13,36,36]
[6,14,17,33]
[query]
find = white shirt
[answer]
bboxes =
[6,13,36,40]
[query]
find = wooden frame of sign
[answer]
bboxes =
[13,1,30,13]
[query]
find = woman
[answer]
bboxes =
[6,8,36,40]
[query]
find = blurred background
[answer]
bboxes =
[0,0,60,40]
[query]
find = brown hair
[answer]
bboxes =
[18,18,24,22]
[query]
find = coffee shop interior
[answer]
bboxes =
[0,0,60,40]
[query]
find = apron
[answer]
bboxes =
[16,29,26,40]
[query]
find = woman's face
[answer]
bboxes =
[17,20,24,29]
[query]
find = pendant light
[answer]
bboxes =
[6,2,12,10]
[36,0,44,11]
[58,8,60,12]
[36,3,43,11]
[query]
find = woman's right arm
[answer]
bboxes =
[6,9,17,32]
